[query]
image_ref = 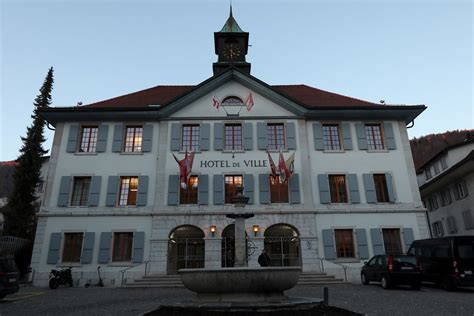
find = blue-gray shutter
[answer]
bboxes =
[385,173,396,203]
[370,228,384,255]
[356,229,369,259]
[403,228,414,253]
[167,175,179,205]
[142,125,153,152]
[244,174,254,204]
[341,123,353,150]
[198,174,209,205]
[98,232,112,264]
[214,123,224,151]
[348,174,360,204]
[57,176,71,207]
[243,123,253,150]
[322,229,336,260]
[47,233,62,264]
[112,125,124,152]
[137,176,149,206]
[313,123,324,150]
[66,125,79,153]
[88,176,102,206]
[213,174,224,205]
[259,174,270,204]
[96,125,108,152]
[170,123,181,151]
[355,123,368,150]
[81,232,95,264]
[106,176,119,206]
[289,174,301,204]
[383,122,396,150]
[286,122,296,150]
[132,231,145,263]
[200,123,210,151]
[318,174,330,204]
[363,173,376,203]
[257,122,267,150]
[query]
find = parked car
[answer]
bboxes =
[0,257,20,299]
[361,254,422,290]
[407,236,474,291]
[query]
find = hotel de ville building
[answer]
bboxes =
[32,11,429,285]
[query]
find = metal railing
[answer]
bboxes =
[120,260,150,286]
[318,258,349,282]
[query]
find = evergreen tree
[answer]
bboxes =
[3,67,54,240]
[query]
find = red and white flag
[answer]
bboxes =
[267,151,278,177]
[278,150,289,183]
[245,92,254,111]
[172,150,195,188]
[212,95,221,111]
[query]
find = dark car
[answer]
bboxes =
[361,255,422,290]
[0,257,20,299]
[407,236,474,291]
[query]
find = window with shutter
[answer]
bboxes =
[462,210,474,230]
[365,124,385,150]
[180,176,198,204]
[181,124,200,151]
[118,177,139,206]
[224,124,243,151]
[124,126,143,152]
[267,123,286,150]
[322,124,342,150]
[373,174,390,203]
[71,177,91,206]
[62,233,84,263]
[224,175,243,204]
[269,175,289,203]
[335,229,355,258]
[328,175,348,203]
[79,126,99,152]
[381,229,402,255]
[112,232,133,262]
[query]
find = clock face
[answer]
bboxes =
[223,44,241,60]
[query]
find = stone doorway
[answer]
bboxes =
[167,225,205,274]
[264,224,301,266]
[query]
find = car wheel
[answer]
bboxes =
[361,273,370,285]
[443,276,456,291]
[381,276,391,289]
[49,278,59,290]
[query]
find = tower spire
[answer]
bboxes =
[230,1,233,18]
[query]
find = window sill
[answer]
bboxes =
[323,150,345,153]
[266,149,289,153]
[366,149,390,153]
[179,150,201,154]
[58,263,83,267]
[114,205,137,208]
[222,150,245,153]
[120,152,144,155]
[74,152,98,156]
[335,258,360,263]
[107,262,134,267]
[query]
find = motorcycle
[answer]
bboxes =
[49,267,73,289]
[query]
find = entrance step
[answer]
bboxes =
[297,273,346,285]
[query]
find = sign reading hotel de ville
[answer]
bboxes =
[200,159,268,168]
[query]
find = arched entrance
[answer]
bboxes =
[264,224,301,266]
[221,224,250,267]
[167,225,205,274]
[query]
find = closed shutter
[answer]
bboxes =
[142,124,153,152]
[258,174,270,204]
[356,229,369,259]
[341,123,353,150]
[244,174,254,204]
[322,229,336,260]
[348,174,360,204]
[198,174,209,205]
[81,232,95,264]
[112,125,124,152]
[105,176,119,206]
[214,123,224,151]
[47,233,62,264]
[318,174,330,204]
[363,173,376,203]
[313,123,324,150]
[96,125,109,152]
[289,174,301,204]
[257,122,267,150]
[57,176,71,207]
[286,122,297,150]
[132,232,145,263]
[98,232,112,264]
[355,123,368,150]
[137,176,149,206]
[213,175,224,205]
[200,123,210,151]
[243,123,253,150]
[66,125,79,153]
[383,123,396,150]
[370,228,384,255]
[385,173,396,203]
[170,123,181,151]
[167,175,179,205]
[402,228,414,252]
[88,176,102,207]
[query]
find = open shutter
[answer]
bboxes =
[370,228,384,255]
[167,175,179,205]
[66,125,79,153]
[47,233,62,264]
[132,231,145,263]
[286,122,296,150]
[259,174,270,204]
[363,173,376,203]
[98,232,112,264]
[214,123,223,151]
[170,123,181,151]
[106,176,119,206]
[341,123,353,150]
[96,125,108,152]
[383,122,396,150]
[198,174,209,205]
[57,176,71,207]
[88,176,102,206]
[213,175,224,205]
[313,123,324,150]
[257,122,267,150]
[402,228,414,253]
[200,123,210,151]
[137,176,149,206]
[81,232,95,264]
[355,123,368,150]
[243,123,253,150]
[322,229,336,260]
[318,174,330,204]
[142,125,153,152]
[112,125,124,152]
[348,174,360,204]
[385,173,396,203]
[356,229,369,259]
[244,174,254,204]
[289,174,301,204]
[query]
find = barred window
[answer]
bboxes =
[335,229,355,258]
[224,124,243,151]
[180,176,198,205]
[365,124,385,150]
[455,181,468,199]
[269,175,289,203]
[432,221,444,237]
[62,233,83,263]
[323,125,342,150]
[79,126,98,152]
[124,126,143,152]
[181,125,200,151]
[440,188,452,206]
[224,175,243,204]
[374,174,390,203]
[118,177,139,206]
[71,177,91,206]
[112,232,133,262]
[329,175,348,203]
[267,123,285,150]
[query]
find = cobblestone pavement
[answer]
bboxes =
[0,283,473,316]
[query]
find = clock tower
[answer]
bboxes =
[213,7,251,75]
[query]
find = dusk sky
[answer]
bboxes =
[1,0,472,161]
